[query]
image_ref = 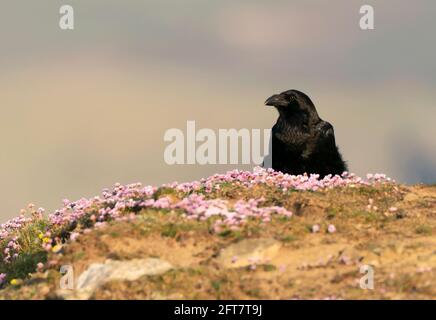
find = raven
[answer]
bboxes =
[264,89,347,177]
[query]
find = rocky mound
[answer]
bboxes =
[0,168,434,299]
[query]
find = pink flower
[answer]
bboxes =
[0,273,6,285]
[327,224,337,233]
[70,232,80,241]
[36,262,44,272]
[94,222,106,229]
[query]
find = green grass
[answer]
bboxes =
[1,251,47,281]
[0,217,52,284]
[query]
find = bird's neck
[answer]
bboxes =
[276,111,319,128]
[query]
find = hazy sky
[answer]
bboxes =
[1,1,435,222]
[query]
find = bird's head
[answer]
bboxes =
[265,89,319,120]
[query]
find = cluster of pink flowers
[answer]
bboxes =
[49,183,157,226]
[0,215,33,242]
[2,237,20,264]
[0,167,394,272]
[311,224,337,234]
[49,193,294,236]
[174,195,293,232]
[166,168,393,194]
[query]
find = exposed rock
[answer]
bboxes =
[217,238,282,268]
[58,258,173,300]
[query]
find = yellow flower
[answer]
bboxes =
[52,244,63,253]
[42,237,51,243]
[38,233,44,240]
[10,279,18,285]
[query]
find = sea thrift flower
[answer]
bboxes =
[312,224,320,233]
[248,257,261,270]
[417,266,432,273]
[327,224,337,233]
[94,222,107,229]
[36,262,44,272]
[339,255,351,265]
[69,232,80,242]
[0,273,6,285]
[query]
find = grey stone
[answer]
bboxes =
[58,258,173,300]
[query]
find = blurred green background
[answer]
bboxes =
[1,1,435,222]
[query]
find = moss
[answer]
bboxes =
[262,264,277,272]
[160,223,178,238]
[279,235,298,243]
[325,208,339,220]
[415,225,432,235]
[72,251,86,261]
[210,280,221,291]
[218,229,232,238]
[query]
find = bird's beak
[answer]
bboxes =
[265,94,288,107]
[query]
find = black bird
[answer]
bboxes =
[264,89,347,177]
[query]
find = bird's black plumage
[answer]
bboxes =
[264,89,347,177]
